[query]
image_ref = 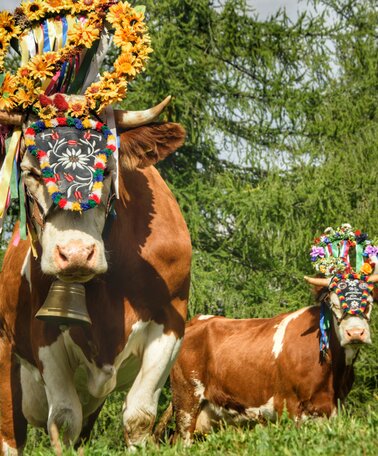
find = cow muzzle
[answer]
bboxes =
[54,240,98,282]
[343,327,370,345]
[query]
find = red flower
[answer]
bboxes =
[67,140,77,145]
[355,230,361,236]
[54,173,60,181]
[51,132,60,140]
[84,131,91,140]
[74,191,83,201]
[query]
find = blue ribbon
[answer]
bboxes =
[319,301,331,355]
[42,21,51,52]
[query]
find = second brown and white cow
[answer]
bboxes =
[170,274,375,442]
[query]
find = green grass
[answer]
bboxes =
[24,394,378,455]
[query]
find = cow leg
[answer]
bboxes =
[122,322,182,448]
[38,337,82,446]
[0,341,27,456]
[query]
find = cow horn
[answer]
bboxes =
[304,276,331,287]
[0,110,24,126]
[367,274,378,283]
[113,95,172,129]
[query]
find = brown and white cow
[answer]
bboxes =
[0,98,191,453]
[169,275,375,443]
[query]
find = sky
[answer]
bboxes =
[2,0,310,18]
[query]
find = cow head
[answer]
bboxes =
[305,274,376,348]
[13,97,185,283]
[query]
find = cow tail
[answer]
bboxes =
[154,402,173,443]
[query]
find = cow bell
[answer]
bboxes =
[35,280,92,326]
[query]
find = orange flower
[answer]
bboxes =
[361,263,373,275]
[44,0,69,13]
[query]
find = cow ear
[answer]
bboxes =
[119,122,185,170]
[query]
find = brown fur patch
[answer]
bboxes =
[119,123,185,170]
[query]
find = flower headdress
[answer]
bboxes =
[0,0,152,118]
[310,224,378,277]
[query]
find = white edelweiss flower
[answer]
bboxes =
[57,148,90,170]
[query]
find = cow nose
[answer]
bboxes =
[55,241,96,271]
[345,327,366,343]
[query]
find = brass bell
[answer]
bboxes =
[35,280,92,326]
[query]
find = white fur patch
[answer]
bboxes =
[193,378,206,401]
[21,248,31,291]
[195,396,276,432]
[2,441,22,456]
[272,307,309,358]
[198,315,215,321]
[245,397,276,421]
[344,346,360,366]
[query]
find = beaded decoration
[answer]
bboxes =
[24,117,115,211]
[329,272,374,317]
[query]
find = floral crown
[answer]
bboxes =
[310,224,378,277]
[0,0,152,118]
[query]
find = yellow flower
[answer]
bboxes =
[38,104,58,120]
[114,52,136,77]
[106,2,132,26]
[113,27,138,49]
[68,21,100,48]
[360,263,373,275]
[26,54,56,80]
[20,0,48,22]
[0,73,17,110]
[44,0,69,13]
[68,101,89,118]
[0,12,21,39]
[15,85,35,109]
[70,0,102,14]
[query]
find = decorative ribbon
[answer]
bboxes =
[356,244,364,273]
[33,25,44,55]
[18,178,27,241]
[319,301,331,356]
[0,129,21,219]
[105,106,119,198]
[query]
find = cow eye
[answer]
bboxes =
[24,167,42,180]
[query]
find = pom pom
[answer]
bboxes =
[53,94,69,111]
[39,95,53,107]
